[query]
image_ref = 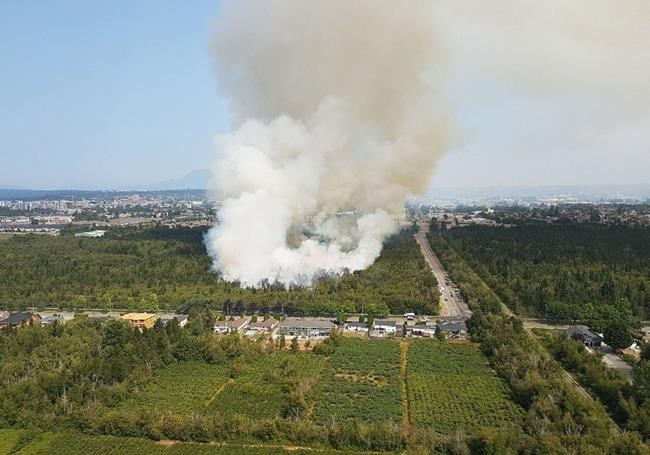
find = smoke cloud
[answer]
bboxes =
[205,0,448,286]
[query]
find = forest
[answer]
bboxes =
[437,223,650,326]
[0,225,438,316]
[427,233,648,453]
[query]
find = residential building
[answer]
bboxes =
[371,319,398,337]
[0,312,41,329]
[247,317,279,333]
[411,325,437,337]
[121,312,157,330]
[438,321,468,340]
[158,314,189,328]
[565,326,603,347]
[277,318,336,339]
[213,317,249,334]
[344,321,368,333]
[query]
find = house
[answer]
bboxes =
[0,312,42,329]
[411,325,437,337]
[0,311,9,321]
[344,321,368,333]
[121,312,158,330]
[277,318,336,339]
[158,314,189,328]
[247,317,279,333]
[438,321,468,340]
[371,319,398,337]
[565,326,603,347]
[213,317,249,334]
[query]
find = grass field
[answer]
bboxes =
[312,337,402,424]
[407,340,523,434]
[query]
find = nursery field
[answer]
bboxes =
[118,338,521,435]
[0,429,353,455]
[312,337,402,424]
[407,340,523,434]
[208,352,326,419]
[122,354,326,420]
[120,362,230,415]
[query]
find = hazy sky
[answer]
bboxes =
[1,1,648,190]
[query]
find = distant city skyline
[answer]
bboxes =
[1,1,648,190]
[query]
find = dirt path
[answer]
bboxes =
[204,378,235,408]
[400,338,411,430]
[157,440,381,453]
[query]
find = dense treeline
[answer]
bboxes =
[0,226,438,315]
[542,332,650,438]
[427,233,648,453]
[438,224,650,324]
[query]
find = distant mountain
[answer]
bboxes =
[0,184,26,190]
[145,169,211,191]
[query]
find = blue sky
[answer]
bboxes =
[0,1,228,189]
[1,1,648,190]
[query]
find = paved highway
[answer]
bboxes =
[414,228,472,319]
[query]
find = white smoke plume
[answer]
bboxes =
[205,0,448,287]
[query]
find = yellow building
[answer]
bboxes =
[121,312,157,329]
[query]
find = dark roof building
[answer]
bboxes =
[565,326,603,347]
[0,312,41,329]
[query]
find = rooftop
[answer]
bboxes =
[279,318,336,329]
[374,319,397,327]
[121,313,157,321]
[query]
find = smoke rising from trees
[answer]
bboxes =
[205,0,448,286]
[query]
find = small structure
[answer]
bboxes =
[0,312,41,329]
[121,312,157,330]
[565,326,603,347]
[438,321,468,340]
[0,311,9,321]
[277,318,336,339]
[344,321,368,333]
[158,314,189,328]
[213,317,249,334]
[247,317,279,334]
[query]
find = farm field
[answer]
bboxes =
[120,362,230,415]
[0,429,355,455]
[407,340,523,434]
[312,337,402,424]
[208,351,326,419]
